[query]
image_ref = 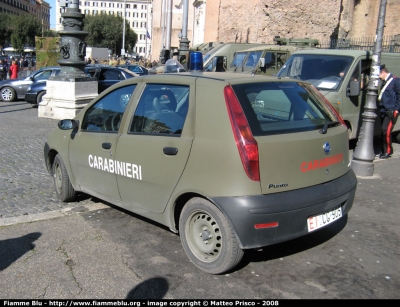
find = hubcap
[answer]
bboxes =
[54,163,63,194]
[185,210,222,262]
[1,89,12,101]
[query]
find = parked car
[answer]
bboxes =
[44,57,356,274]
[86,66,139,93]
[0,66,61,102]
[25,66,138,106]
[118,64,149,76]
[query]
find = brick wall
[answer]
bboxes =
[216,0,399,44]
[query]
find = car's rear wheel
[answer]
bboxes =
[1,86,16,102]
[179,197,244,274]
[37,91,46,105]
[53,154,76,202]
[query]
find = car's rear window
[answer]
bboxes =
[231,82,339,136]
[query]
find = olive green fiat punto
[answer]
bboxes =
[44,64,357,274]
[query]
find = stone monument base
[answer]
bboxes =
[38,79,98,120]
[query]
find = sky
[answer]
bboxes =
[49,0,57,30]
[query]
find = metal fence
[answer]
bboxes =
[318,35,400,53]
[17,69,35,79]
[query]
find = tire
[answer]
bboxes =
[395,132,400,143]
[37,91,46,105]
[53,154,76,202]
[1,86,16,102]
[179,197,244,274]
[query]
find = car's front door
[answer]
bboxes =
[115,82,193,213]
[68,85,136,200]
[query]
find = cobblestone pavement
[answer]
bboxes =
[0,101,94,219]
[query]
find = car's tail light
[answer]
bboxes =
[224,85,260,181]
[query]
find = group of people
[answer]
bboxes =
[0,58,20,81]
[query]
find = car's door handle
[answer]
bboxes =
[163,147,178,155]
[102,142,112,149]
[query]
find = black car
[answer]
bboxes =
[118,64,149,76]
[25,66,138,106]
[0,66,61,102]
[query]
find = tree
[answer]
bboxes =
[9,14,41,52]
[0,13,12,48]
[83,13,138,55]
[43,30,59,38]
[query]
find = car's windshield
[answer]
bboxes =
[203,44,225,65]
[230,51,248,69]
[33,69,54,81]
[25,70,39,79]
[276,54,353,91]
[243,51,263,70]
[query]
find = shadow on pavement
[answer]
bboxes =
[0,232,41,270]
[235,214,348,271]
[0,102,29,108]
[0,107,34,114]
[126,277,169,299]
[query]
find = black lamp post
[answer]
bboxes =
[55,0,91,79]
[351,0,387,176]
[38,0,97,119]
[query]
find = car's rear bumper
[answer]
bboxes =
[211,170,357,249]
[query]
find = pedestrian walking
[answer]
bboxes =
[9,60,19,79]
[0,59,7,81]
[376,64,400,159]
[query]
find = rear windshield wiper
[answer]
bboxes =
[319,121,339,134]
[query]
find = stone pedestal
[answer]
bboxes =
[38,79,98,120]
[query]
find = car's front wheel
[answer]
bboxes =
[1,86,16,102]
[179,197,244,274]
[53,154,76,202]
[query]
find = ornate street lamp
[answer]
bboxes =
[351,0,387,176]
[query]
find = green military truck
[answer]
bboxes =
[276,49,400,140]
[228,44,317,76]
[202,38,319,74]
[203,43,267,72]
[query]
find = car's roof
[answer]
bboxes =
[292,49,372,56]
[39,66,61,70]
[135,72,282,82]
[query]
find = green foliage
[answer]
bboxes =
[43,30,59,38]
[9,15,42,52]
[35,37,60,69]
[83,13,138,55]
[0,14,12,48]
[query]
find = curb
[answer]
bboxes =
[0,202,109,227]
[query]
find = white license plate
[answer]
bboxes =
[307,206,342,232]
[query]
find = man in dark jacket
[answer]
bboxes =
[376,64,400,159]
[0,59,7,81]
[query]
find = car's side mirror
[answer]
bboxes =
[58,119,79,130]
[259,58,265,68]
[348,80,361,97]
